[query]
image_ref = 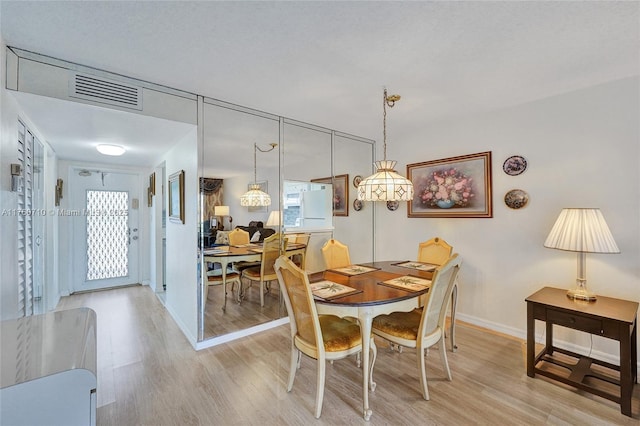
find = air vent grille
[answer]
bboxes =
[69,72,142,110]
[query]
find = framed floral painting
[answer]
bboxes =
[311,174,349,216]
[407,151,493,218]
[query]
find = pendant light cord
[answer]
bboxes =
[383,88,400,163]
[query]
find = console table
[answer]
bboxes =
[1,308,97,425]
[526,287,638,417]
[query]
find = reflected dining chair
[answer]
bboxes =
[321,238,351,269]
[288,233,310,269]
[418,237,458,352]
[371,254,461,401]
[228,228,259,280]
[241,233,285,307]
[274,256,376,418]
[204,268,240,306]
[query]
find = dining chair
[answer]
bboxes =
[371,253,461,401]
[228,228,260,281]
[274,255,376,418]
[417,237,458,352]
[321,238,351,269]
[241,233,285,307]
[288,233,310,269]
[204,268,240,304]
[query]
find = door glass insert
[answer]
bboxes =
[86,190,129,280]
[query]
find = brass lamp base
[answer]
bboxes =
[566,287,597,302]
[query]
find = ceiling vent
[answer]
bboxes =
[69,72,142,110]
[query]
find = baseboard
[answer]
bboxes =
[161,300,197,348]
[195,317,290,351]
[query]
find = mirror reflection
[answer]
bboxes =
[199,101,375,342]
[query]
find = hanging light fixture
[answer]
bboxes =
[357,88,414,202]
[240,142,277,207]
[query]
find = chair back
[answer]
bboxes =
[260,233,287,277]
[419,254,461,339]
[229,228,250,245]
[417,237,453,266]
[321,239,351,269]
[275,256,322,353]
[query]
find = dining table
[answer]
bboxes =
[203,242,307,311]
[309,260,436,421]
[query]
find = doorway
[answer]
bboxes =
[72,169,140,292]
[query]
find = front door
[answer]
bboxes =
[72,170,139,292]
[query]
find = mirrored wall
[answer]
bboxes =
[199,99,375,341]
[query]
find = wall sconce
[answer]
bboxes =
[55,179,63,206]
[10,163,23,193]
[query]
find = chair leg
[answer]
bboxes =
[315,357,326,418]
[287,345,298,392]
[450,282,458,352]
[260,280,265,307]
[369,337,378,392]
[439,333,452,381]
[418,344,430,401]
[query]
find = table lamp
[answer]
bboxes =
[214,205,232,230]
[266,210,282,231]
[544,208,620,301]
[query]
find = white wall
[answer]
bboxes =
[376,76,640,361]
[163,128,199,345]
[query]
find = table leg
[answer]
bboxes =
[357,309,374,421]
[221,260,228,312]
[545,320,553,355]
[620,322,633,416]
[527,302,535,377]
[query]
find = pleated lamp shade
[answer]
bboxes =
[544,208,619,254]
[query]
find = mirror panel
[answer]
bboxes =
[198,103,375,342]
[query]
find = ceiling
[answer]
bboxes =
[1,1,638,169]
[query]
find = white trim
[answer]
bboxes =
[194,317,290,351]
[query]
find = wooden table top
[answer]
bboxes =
[309,260,434,307]
[526,286,638,324]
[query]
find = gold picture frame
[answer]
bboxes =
[311,174,349,216]
[149,172,156,196]
[407,151,492,218]
[168,170,185,224]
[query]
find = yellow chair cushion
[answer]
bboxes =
[372,310,422,341]
[242,266,261,279]
[318,315,362,352]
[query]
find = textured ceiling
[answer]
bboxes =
[1,1,638,168]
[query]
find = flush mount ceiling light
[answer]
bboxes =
[96,144,126,156]
[240,142,277,207]
[357,88,414,202]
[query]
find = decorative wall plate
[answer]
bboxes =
[353,199,363,211]
[504,189,529,209]
[503,155,527,176]
[353,175,363,188]
[386,201,399,211]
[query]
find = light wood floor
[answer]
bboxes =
[56,285,639,425]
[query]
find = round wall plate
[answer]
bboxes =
[503,155,527,176]
[386,201,399,211]
[353,199,363,211]
[353,175,363,188]
[504,189,529,209]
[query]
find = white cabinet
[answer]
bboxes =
[1,308,97,426]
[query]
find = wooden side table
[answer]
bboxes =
[526,287,638,417]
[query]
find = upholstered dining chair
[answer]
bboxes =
[274,256,376,418]
[241,233,285,307]
[228,228,259,280]
[321,239,351,269]
[287,233,310,269]
[417,237,458,352]
[371,254,461,401]
[204,268,240,303]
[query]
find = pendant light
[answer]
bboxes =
[240,142,277,207]
[357,88,414,202]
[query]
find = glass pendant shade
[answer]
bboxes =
[240,184,271,207]
[357,160,414,201]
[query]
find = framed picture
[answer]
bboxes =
[149,172,156,196]
[407,151,492,218]
[248,181,268,213]
[168,170,185,224]
[311,174,349,216]
[147,186,153,207]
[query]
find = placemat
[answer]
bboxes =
[391,261,438,272]
[327,264,380,276]
[310,280,363,300]
[378,275,432,292]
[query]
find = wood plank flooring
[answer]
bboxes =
[56,285,639,425]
